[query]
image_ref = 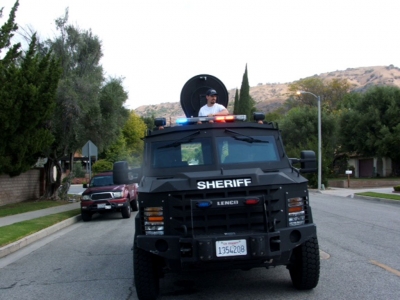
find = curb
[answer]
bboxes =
[352,194,400,205]
[0,214,81,259]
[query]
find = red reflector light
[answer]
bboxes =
[244,199,259,205]
[215,116,226,123]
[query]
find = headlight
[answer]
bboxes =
[144,207,164,235]
[113,191,124,198]
[81,195,91,201]
[288,197,305,226]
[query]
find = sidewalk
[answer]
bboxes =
[312,186,400,206]
[0,202,80,227]
[0,186,83,259]
[317,186,396,197]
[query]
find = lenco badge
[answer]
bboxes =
[197,178,252,190]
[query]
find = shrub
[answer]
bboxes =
[73,163,86,178]
[92,159,113,174]
[393,185,400,192]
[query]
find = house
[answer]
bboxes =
[348,156,393,177]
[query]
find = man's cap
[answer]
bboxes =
[206,89,218,96]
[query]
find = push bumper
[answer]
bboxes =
[136,224,317,266]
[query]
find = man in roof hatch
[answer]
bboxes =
[198,88,229,117]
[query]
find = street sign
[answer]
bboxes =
[82,140,98,159]
[82,140,98,180]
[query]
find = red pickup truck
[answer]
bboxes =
[80,171,138,222]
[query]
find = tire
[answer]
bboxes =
[81,210,92,222]
[121,204,131,218]
[131,199,139,212]
[289,237,320,290]
[134,243,161,300]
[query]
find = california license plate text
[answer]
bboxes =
[216,239,247,257]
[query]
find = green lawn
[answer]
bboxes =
[0,200,72,218]
[0,209,81,247]
[356,192,400,201]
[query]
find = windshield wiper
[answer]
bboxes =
[158,130,200,149]
[225,129,269,143]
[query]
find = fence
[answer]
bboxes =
[0,169,42,206]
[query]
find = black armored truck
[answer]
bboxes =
[114,74,320,300]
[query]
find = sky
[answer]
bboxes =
[2,0,400,109]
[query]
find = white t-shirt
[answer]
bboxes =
[198,103,227,116]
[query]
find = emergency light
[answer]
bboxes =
[176,115,247,125]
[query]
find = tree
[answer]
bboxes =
[339,86,400,162]
[237,64,255,121]
[103,134,130,163]
[0,1,20,65]
[233,88,239,115]
[141,114,155,131]
[264,109,284,123]
[40,9,129,198]
[279,106,338,187]
[101,112,147,167]
[249,95,256,118]
[122,111,147,165]
[98,77,130,150]
[91,159,113,174]
[288,77,352,110]
[0,1,61,177]
[288,77,325,107]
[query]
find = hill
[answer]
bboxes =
[134,65,400,120]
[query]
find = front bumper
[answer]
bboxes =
[81,199,129,212]
[136,224,317,268]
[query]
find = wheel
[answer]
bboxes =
[289,237,320,290]
[134,243,161,300]
[131,199,138,212]
[81,210,92,222]
[121,204,131,218]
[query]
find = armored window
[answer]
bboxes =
[217,136,279,164]
[151,138,213,168]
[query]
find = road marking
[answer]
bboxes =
[370,260,400,277]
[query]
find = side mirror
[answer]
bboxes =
[83,183,88,188]
[113,161,142,184]
[300,150,317,173]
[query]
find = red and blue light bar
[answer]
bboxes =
[176,115,247,125]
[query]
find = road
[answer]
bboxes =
[1,193,400,299]
[68,184,86,195]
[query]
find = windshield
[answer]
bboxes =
[151,137,213,168]
[149,133,282,170]
[90,175,114,187]
[217,136,279,164]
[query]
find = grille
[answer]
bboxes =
[166,187,286,237]
[91,192,113,200]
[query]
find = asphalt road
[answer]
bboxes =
[1,193,400,300]
[68,184,86,195]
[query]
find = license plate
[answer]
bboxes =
[97,204,111,209]
[216,239,247,257]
